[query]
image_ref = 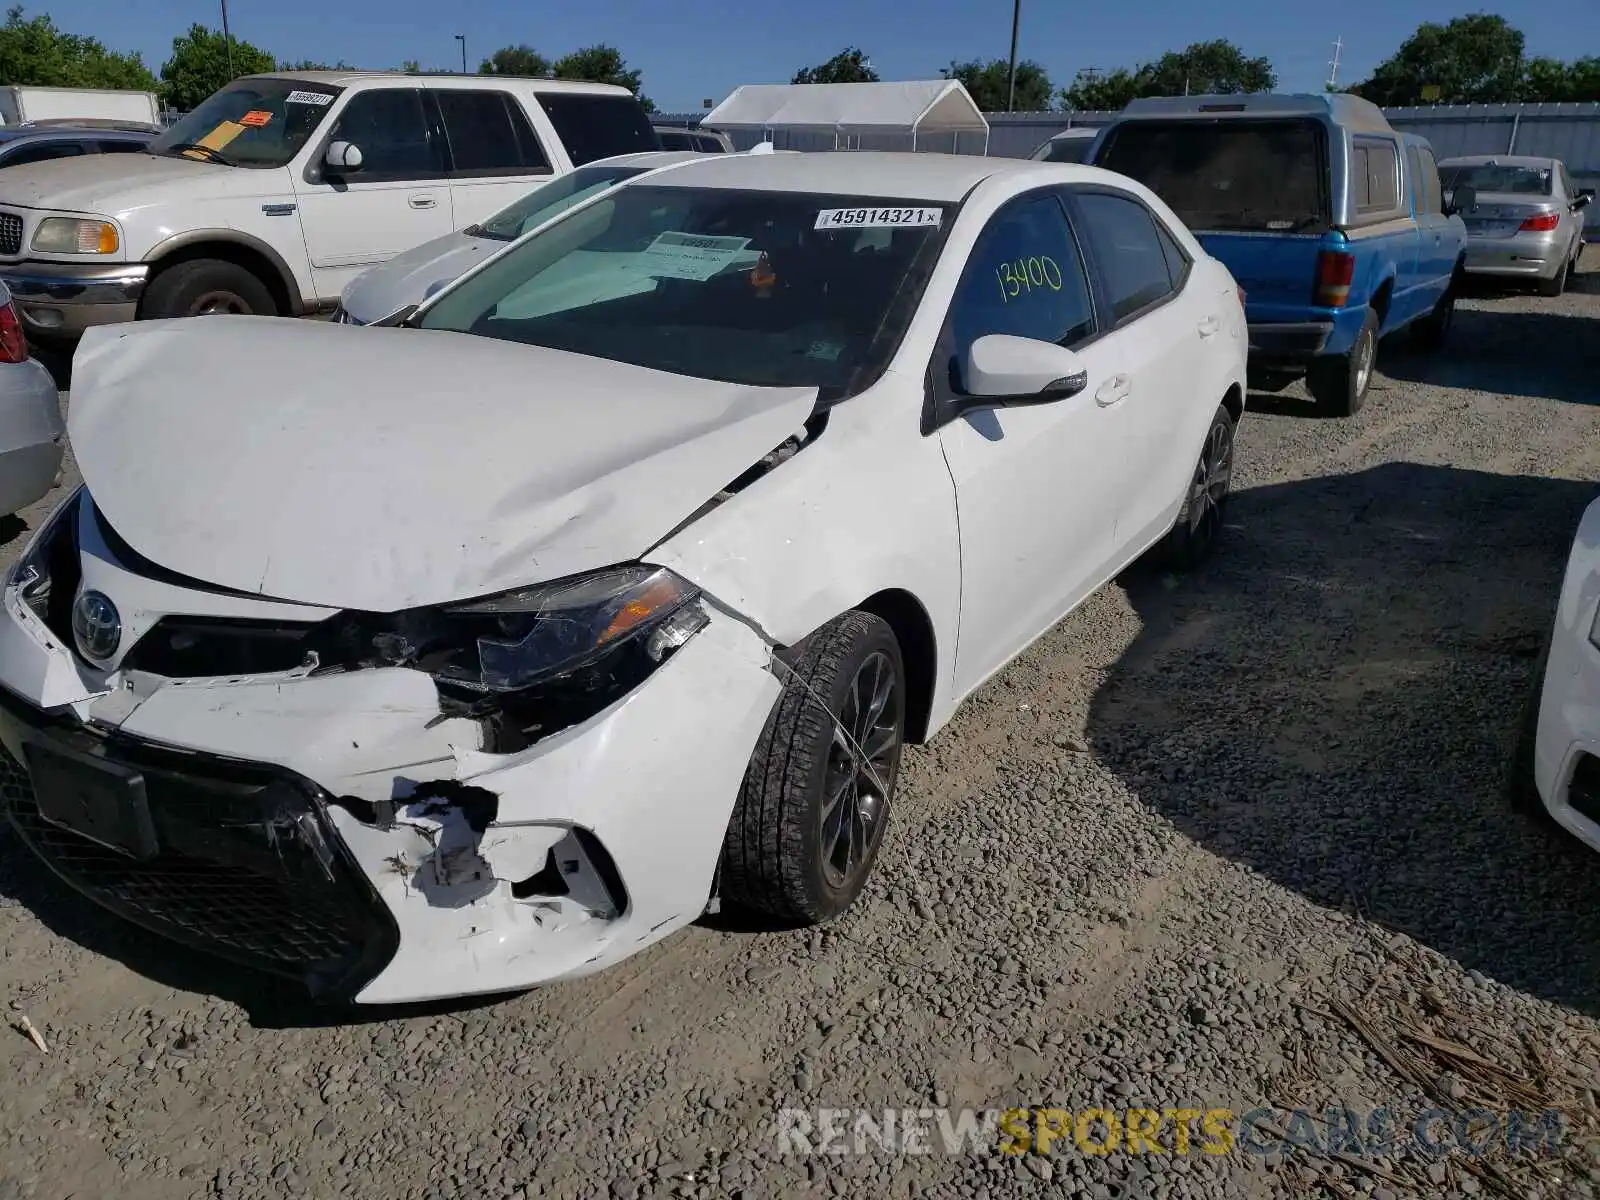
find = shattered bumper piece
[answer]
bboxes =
[0,611,780,1003]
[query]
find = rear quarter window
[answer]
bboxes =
[1353,139,1400,215]
[537,93,658,166]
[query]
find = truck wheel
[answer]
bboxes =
[1410,275,1457,352]
[141,259,277,320]
[720,611,905,925]
[1305,307,1377,417]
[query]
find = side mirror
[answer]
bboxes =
[1573,193,1593,211]
[955,334,1089,413]
[324,140,364,173]
[1445,184,1476,218]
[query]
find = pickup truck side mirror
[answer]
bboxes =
[324,141,364,173]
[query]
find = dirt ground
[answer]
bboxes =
[2,251,1600,1200]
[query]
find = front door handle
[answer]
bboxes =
[1198,315,1221,338]
[408,195,437,210]
[1095,374,1132,408]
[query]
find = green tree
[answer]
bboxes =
[160,24,275,111]
[478,44,550,77]
[1351,14,1524,105]
[942,58,1052,111]
[0,5,157,90]
[792,47,878,85]
[1059,67,1146,112]
[1141,39,1275,96]
[552,44,652,111]
[399,59,422,75]
[1520,55,1600,102]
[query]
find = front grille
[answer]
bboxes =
[0,212,22,256]
[122,616,320,678]
[0,721,397,1000]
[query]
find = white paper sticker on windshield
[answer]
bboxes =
[286,90,335,106]
[815,206,943,230]
[622,232,752,281]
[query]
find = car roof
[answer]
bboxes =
[631,150,1068,201]
[591,150,718,168]
[1048,128,1098,140]
[1437,154,1557,169]
[241,71,633,97]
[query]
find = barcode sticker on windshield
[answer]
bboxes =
[286,90,335,106]
[815,207,942,230]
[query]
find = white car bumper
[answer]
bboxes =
[0,525,781,1004]
[1533,495,1600,852]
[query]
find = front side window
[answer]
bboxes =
[947,194,1095,363]
[2,141,85,167]
[476,163,651,240]
[421,185,948,398]
[437,90,549,175]
[324,88,442,178]
[1076,191,1179,322]
[98,139,148,155]
[148,78,342,168]
[537,94,658,166]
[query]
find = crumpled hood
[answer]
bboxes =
[69,318,817,612]
[339,230,492,323]
[0,154,285,215]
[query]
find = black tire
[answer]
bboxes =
[1410,273,1457,352]
[1161,402,1236,571]
[141,258,277,320]
[1537,263,1566,298]
[1305,307,1378,417]
[721,611,905,924]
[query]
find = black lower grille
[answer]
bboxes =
[0,700,397,1000]
[0,212,21,256]
[1568,753,1600,825]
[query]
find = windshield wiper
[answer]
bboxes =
[163,143,235,166]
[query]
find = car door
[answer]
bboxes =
[291,86,454,301]
[1067,186,1214,550]
[935,190,1128,699]
[430,86,556,228]
[1408,145,1452,305]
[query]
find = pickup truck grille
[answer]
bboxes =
[0,212,22,256]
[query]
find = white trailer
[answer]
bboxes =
[0,86,161,127]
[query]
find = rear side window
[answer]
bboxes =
[1353,139,1400,214]
[654,128,693,150]
[1096,118,1328,233]
[1076,191,1179,322]
[3,141,85,166]
[1041,137,1093,164]
[437,90,550,175]
[537,93,657,166]
[694,134,727,153]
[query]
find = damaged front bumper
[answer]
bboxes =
[0,567,781,1003]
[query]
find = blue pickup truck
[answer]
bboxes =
[1089,93,1468,416]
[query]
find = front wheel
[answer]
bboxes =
[1305,307,1378,417]
[141,259,277,320]
[1161,402,1236,570]
[1410,276,1457,352]
[720,611,905,924]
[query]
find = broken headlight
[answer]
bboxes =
[333,564,709,694]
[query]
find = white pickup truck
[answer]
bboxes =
[0,71,658,342]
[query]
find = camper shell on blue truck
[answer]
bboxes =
[1089,93,1468,416]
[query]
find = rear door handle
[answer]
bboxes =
[408,195,437,210]
[1095,374,1132,408]
[1198,315,1221,338]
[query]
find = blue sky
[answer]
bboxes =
[41,1,1579,113]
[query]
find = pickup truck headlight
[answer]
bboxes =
[31,218,119,255]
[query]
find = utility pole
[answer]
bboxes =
[1005,0,1021,112]
[1327,36,1344,90]
[455,33,467,75]
[220,0,234,79]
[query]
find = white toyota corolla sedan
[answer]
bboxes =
[0,152,1246,1004]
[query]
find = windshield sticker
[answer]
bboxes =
[805,340,843,362]
[995,256,1064,303]
[286,90,335,106]
[815,206,943,230]
[181,121,247,160]
[621,232,752,281]
[240,110,273,128]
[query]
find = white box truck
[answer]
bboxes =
[0,86,161,128]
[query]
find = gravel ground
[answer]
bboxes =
[3,252,1600,1200]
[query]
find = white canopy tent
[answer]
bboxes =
[702,80,990,154]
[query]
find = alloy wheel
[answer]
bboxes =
[1353,327,1375,397]
[1187,418,1234,552]
[819,650,901,890]
[191,290,251,316]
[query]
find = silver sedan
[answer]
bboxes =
[0,278,63,516]
[1440,155,1594,297]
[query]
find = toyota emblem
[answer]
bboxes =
[71,589,122,662]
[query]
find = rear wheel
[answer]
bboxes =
[721,611,905,924]
[1161,402,1236,570]
[1537,263,1566,298]
[141,259,277,320]
[1305,307,1377,417]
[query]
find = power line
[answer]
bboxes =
[1327,36,1344,90]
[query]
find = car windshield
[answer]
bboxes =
[1440,163,1553,196]
[476,164,653,241]
[1097,118,1329,232]
[148,78,341,168]
[420,185,948,398]
[1033,137,1093,164]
